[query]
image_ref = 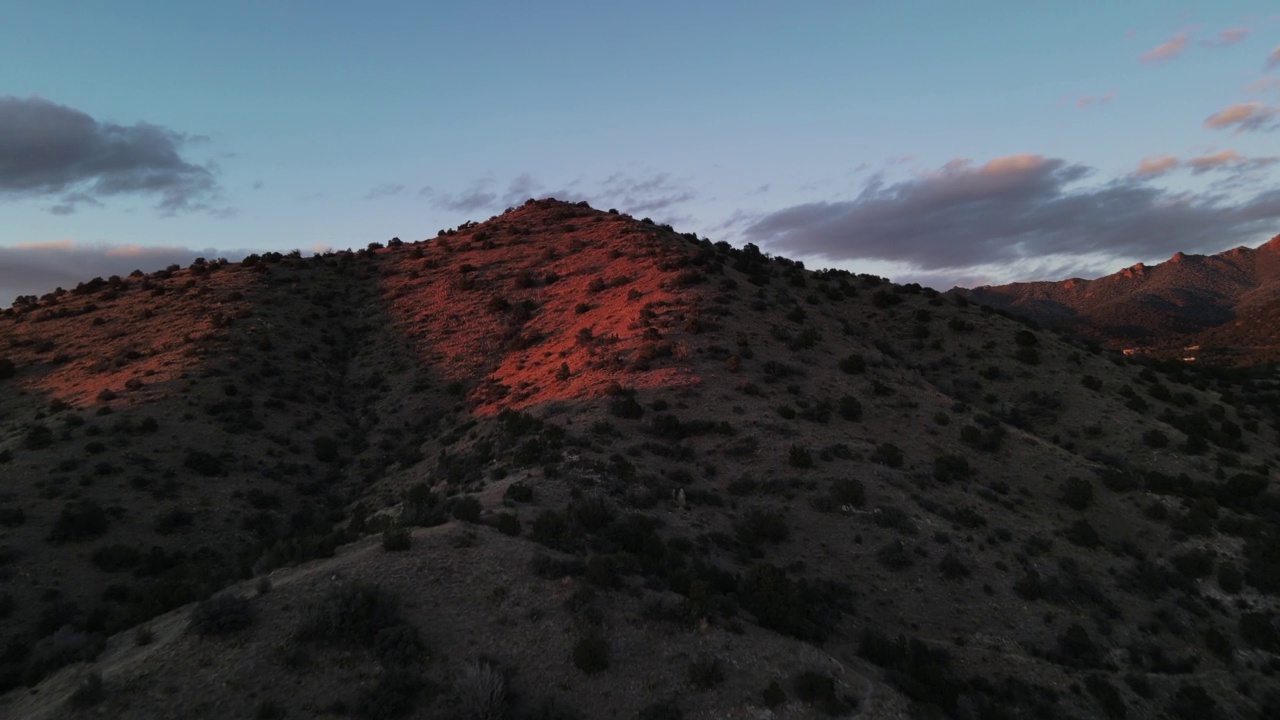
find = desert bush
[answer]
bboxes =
[1142,429,1169,448]
[830,478,866,507]
[1217,562,1243,594]
[793,671,849,715]
[735,507,790,554]
[938,553,971,580]
[25,627,105,685]
[869,442,904,468]
[837,395,862,421]
[382,527,411,551]
[67,670,105,709]
[355,668,425,719]
[687,654,725,690]
[1063,519,1101,547]
[296,580,422,662]
[456,659,506,720]
[49,499,108,542]
[190,594,254,636]
[0,507,25,528]
[0,358,14,380]
[933,454,972,483]
[496,512,521,536]
[1014,346,1040,365]
[1084,674,1127,720]
[452,495,482,522]
[839,354,866,374]
[1058,477,1093,511]
[1081,375,1102,391]
[183,449,224,476]
[504,481,534,502]
[788,445,813,468]
[91,543,140,572]
[762,679,788,708]
[572,628,610,674]
[1169,683,1215,720]
[312,436,340,463]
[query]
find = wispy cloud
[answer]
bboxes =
[1268,45,1280,70]
[0,242,247,304]
[421,172,696,219]
[1141,31,1192,64]
[1187,149,1279,174]
[0,95,223,215]
[1075,90,1117,110]
[1203,27,1250,47]
[741,154,1280,286]
[1245,77,1280,93]
[1135,155,1180,176]
[363,183,405,200]
[1204,102,1280,133]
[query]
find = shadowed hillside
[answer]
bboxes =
[963,235,1280,365]
[1,200,1279,719]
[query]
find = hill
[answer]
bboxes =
[1,199,1279,719]
[962,236,1280,365]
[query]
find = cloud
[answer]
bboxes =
[0,242,247,305]
[363,183,405,200]
[1141,31,1192,64]
[1245,77,1280,93]
[1203,27,1250,47]
[1136,155,1180,176]
[1269,45,1280,70]
[1076,91,1117,110]
[0,95,222,214]
[741,154,1280,286]
[1186,149,1279,174]
[422,172,696,219]
[1204,102,1280,133]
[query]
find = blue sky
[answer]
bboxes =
[3,1,1280,300]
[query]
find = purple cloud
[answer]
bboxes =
[0,95,222,214]
[1204,103,1280,133]
[741,154,1280,282]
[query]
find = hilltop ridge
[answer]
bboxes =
[1,200,1278,719]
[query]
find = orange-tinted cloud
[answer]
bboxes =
[1141,32,1191,64]
[1204,103,1280,133]
[1268,45,1280,70]
[1186,149,1279,174]
[1204,28,1250,47]
[1136,155,1180,176]
[1076,91,1117,109]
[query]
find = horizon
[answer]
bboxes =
[4,1,1280,301]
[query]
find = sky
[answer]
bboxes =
[3,1,1280,302]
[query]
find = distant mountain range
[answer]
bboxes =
[962,235,1280,365]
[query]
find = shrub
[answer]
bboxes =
[1169,683,1215,720]
[382,527,411,551]
[190,594,254,636]
[1063,519,1101,547]
[572,628,610,674]
[933,454,971,483]
[1014,330,1038,347]
[356,668,424,719]
[938,553,971,580]
[762,680,787,708]
[793,671,847,715]
[496,512,521,536]
[0,357,14,380]
[1014,346,1040,365]
[183,449,224,476]
[831,478,866,507]
[837,395,862,421]
[1081,375,1102,391]
[838,354,866,374]
[67,670,105,709]
[456,659,506,720]
[313,436,340,463]
[1058,477,1093,511]
[788,445,813,468]
[869,443,904,468]
[49,499,108,542]
[452,495,482,522]
[687,654,725,690]
[1142,429,1169,448]
[504,482,534,502]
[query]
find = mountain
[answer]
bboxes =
[961,235,1280,365]
[1,199,1279,719]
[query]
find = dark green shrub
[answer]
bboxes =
[572,628,610,674]
[296,580,422,663]
[0,357,14,380]
[1217,563,1243,594]
[1059,477,1093,511]
[68,671,105,709]
[452,495,482,522]
[91,543,140,571]
[788,445,813,468]
[938,553,970,580]
[1014,346,1040,365]
[1014,330,1038,347]
[1169,683,1215,720]
[183,449,224,476]
[49,499,108,542]
[687,654,725,690]
[382,527,411,551]
[0,507,25,528]
[869,443,904,468]
[762,680,787,708]
[496,512,521,536]
[1081,375,1102,391]
[1142,429,1169,448]
[837,395,862,421]
[1063,519,1100,547]
[831,478,865,507]
[190,594,254,636]
[504,482,534,502]
[793,671,848,715]
[355,668,425,719]
[1085,674,1127,720]
[838,354,866,374]
[637,698,683,720]
[933,454,971,483]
